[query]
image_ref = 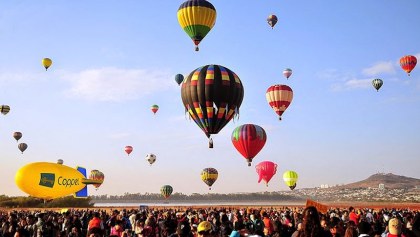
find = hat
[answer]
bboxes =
[177,221,191,236]
[198,221,212,233]
[388,218,401,235]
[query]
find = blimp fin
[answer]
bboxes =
[74,166,88,198]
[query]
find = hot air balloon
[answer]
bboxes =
[400,55,417,76]
[283,68,292,79]
[255,161,277,187]
[201,168,218,190]
[89,170,105,190]
[181,64,244,148]
[57,159,64,165]
[372,79,383,92]
[283,170,298,190]
[146,153,156,165]
[18,143,28,154]
[266,85,293,120]
[151,105,159,115]
[231,124,267,166]
[267,14,278,29]
[42,58,52,71]
[175,74,184,85]
[177,0,217,51]
[124,146,133,155]
[0,105,10,115]
[160,185,173,199]
[13,132,22,142]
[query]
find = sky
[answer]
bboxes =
[0,0,419,196]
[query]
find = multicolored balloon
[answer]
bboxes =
[124,146,133,155]
[177,0,217,51]
[372,78,383,92]
[283,68,292,79]
[201,168,218,190]
[267,14,278,29]
[266,85,293,120]
[13,132,22,142]
[400,55,417,76]
[146,153,156,165]
[181,64,244,148]
[175,74,184,85]
[151,104,159,114]
[0,105,10,115]
[255,161,277,187]
[89,170,105,190]
[18,143,28,154]
[160,185,173,199]
[42,58,52,71]
[232,124,267,166]
[283,170,298,190]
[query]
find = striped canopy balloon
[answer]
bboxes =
[201,168,218,190]
[266,84,293,120]
[151,104,159,114]
[283,170,298,190]
[283,68,293,79]
[400,55,417,76]
[372,78,383,92]
[0,105,10,115]
[160,185,173,199]
[181,64,244,147]
[231,124,267,166]
[89,170,105,190]
[177,0,217,51]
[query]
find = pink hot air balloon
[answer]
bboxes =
[255,161,277,187]
[124,146,133,155]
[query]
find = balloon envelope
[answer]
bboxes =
[124,146,133,155]
[13,132,22,142]
[146,153,156,165]
[160,185,173,199]
[283,170,298,190]
[372,79,383,91]
[266,85,293,120]
[231,124,267,166]
[400,55,417,76]
[201,168,218,190]
[283,68,292,79]
[0,105,10,115]
[151,105,159,114]
[177,0,217,51]
[267,14,278,28]
[89,170,105,189]
[18,143,28,154]
[42,58,52,71]
[181,64,244,143]
[175,74,184,85]
[255,161,277,186]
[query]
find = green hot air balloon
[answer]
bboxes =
[283,170,298,190]
[181,64,244,148]
[372,78,383,92]
[160,185,173,199]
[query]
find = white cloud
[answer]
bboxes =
[362,61,395,76]
[61,67,174,102]
[343,78,372,89]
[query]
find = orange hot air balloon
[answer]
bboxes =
[89,170,105,190]
[400,55,417,76]
[124,146,133,155]
[255,161,277,187]
[266,84,293,120]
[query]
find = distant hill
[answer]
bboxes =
[336,173,420,189]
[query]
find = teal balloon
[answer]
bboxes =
[175,74,184,85]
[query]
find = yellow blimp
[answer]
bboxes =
[15,162,104,200]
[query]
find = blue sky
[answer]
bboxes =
[0,0,419,196]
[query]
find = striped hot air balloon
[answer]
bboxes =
[0,105,10,115]
[400,55,417,76]
[160,185,173,199]
[177,0,217,51]
[232,124,267,166]
[267,14,278,29]
[283,68,293,79]
[89,170,105,190]
[283,170,298,190]
[201,168,218,190]
[255,161,277,187]
[372,78,383,92]
[151,105,159,114]
[266,85,293,120]
[181,64,244,148]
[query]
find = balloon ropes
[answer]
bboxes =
[181,64,244,148]
[231,124,267,166]
[177,0,217,51]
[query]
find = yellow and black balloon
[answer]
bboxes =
[201,168,218,190]
[177,0,216,51]
[42,58,52,71]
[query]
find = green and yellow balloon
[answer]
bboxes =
[283,170,298,190]
[160,185,173,199]
[177,0,217,51]
[201,168,218,190]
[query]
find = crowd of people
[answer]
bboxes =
[0,205,419,237]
